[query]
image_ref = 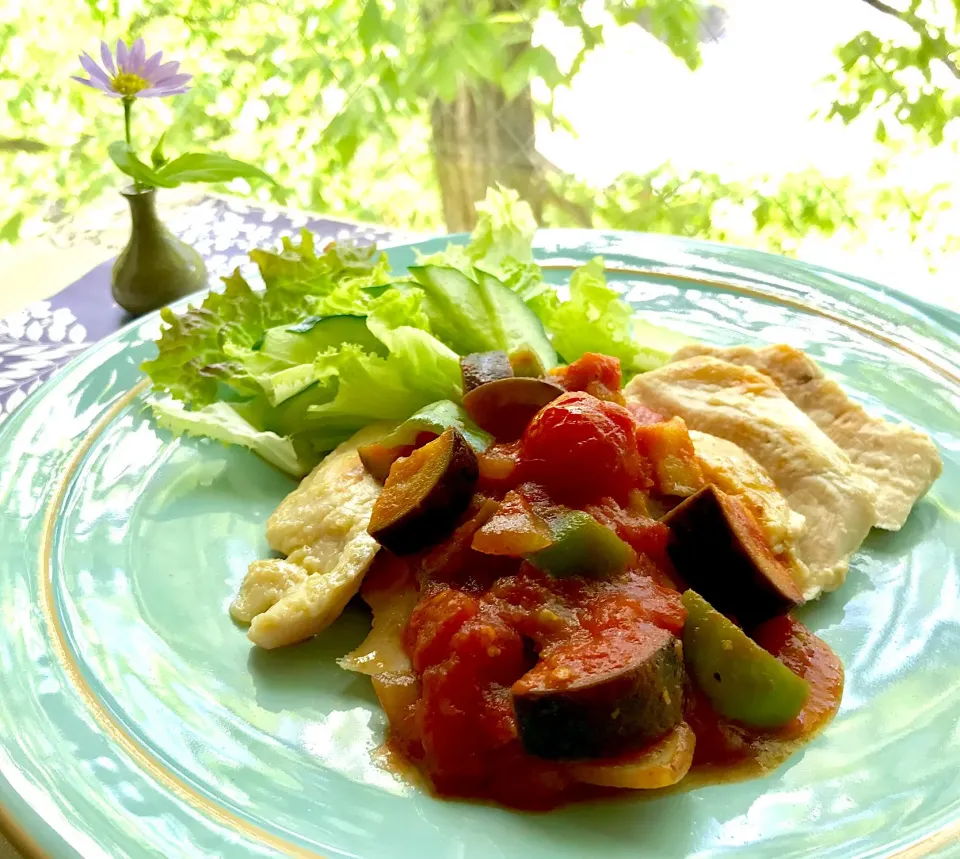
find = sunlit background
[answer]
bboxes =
[2,0,958,304]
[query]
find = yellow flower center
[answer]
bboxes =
[111,72,149,97]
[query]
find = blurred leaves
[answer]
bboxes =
[0,0,957,279]
[0,0,714,240]
[544,160,956,268]
[823,2,960,144]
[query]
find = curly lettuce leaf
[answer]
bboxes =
[228,314,388,406]
[467,185,538,271]
[253,232,391,298]
[140,270,282,407]
[541,257,693,373]
[213,289,462,454]
[142,199,697,477]
[151,398,307,477]
[142,232,389,407]
[305,316,462,450]
[417,185,546,300]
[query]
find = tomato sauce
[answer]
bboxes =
[683,615,843,774]
[374,355,844,809]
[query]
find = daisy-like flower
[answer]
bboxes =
[73,39,192,99]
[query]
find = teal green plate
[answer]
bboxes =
[1,230,959,858]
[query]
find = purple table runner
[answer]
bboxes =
[0,198,404,420]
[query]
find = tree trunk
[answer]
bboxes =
[429,19,543,231]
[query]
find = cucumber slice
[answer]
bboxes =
[408,266,498,355]
[475,271,557,372]
[258,315,386,365]
[409,265,557,372]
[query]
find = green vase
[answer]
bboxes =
[111,187,207,316]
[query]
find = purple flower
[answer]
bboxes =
[73,39,192,99]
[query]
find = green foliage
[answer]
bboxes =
[150,132,168,169]
[142,228,392,408]
[0,0,958,278]
[823,3,960,144]
[547,166,856,252]
[110,140,275,189]
[0,0,713,243]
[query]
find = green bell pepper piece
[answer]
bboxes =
[359,400,493,482]
[527,510,634,579]
[381,400,493,454]
[681,590,809,728]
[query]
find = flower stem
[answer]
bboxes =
[122,98,141,192]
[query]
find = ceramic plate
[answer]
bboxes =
[1,231,958,859]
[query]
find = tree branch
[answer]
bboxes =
[860,0,905,17]
[859,0,960,79]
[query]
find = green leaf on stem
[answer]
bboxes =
[150,132,168,169]
[108,141,179,188]
[155,152,277,186]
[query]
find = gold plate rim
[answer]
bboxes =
[6,264,954,858]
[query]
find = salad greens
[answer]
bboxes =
[143,186,690,477]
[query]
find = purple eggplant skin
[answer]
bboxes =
[460,351,514,393]
[512,625,685,760]
[661,485,804,629]
[462,377,565,441]
[367,428,479,555]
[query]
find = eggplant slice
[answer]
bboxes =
[662,484,803,628]
[367,428,479,555]
[512,624,685,760]
[463,377,565,441]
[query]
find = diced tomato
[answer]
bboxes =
[552,353,624,404]
[418,660,487,781]
[581,574,686,635]
[406,589,480,672]
[488,566,576,646]
[586,497,671,561]
[390,368,844,810]
[417,612,526,784]
[521,391,652,502]
[448,614,527,685]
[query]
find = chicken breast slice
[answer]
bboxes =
[625,357,877,598]
[674,343,942,530]
[230,422,392,649]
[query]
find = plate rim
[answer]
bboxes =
[1,229,958,858]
